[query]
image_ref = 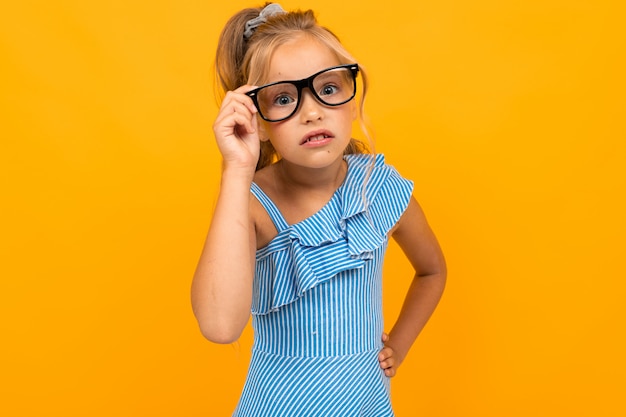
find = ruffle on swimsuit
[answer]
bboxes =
[250,154,414,315]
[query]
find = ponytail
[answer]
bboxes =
[215,5,269,97]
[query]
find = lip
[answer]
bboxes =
[300,129,334,146]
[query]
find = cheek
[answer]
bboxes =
[350,101,357,121]
[263,121,291,145]
[339,106,356,132]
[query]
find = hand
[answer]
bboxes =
[213,85,261,172]
[378,332,399,377]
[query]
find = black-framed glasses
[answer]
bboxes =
[246,64,359,122]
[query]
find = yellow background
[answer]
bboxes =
[1,0,624,415]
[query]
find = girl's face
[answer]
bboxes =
[257,36,356,170]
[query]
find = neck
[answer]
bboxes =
[275,156,347,193]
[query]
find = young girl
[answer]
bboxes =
[191,3,446,416]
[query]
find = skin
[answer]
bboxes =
[191,34,447,378]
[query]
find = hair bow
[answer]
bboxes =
[243,3,286,39]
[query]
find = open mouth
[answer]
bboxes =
[301,131,334,145]
[303,134,330,144]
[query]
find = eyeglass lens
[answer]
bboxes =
[254,66,356,122]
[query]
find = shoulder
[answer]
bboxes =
[344,153,414,203]
[341,153,414,235]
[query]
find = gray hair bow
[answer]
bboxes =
[243,3,286,39]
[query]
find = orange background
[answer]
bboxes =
[1,0,625,415]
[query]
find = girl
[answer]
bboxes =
[191,3,446,416]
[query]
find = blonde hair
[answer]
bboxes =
[215,3,373,170]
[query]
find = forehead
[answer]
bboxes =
[267,36,341,83]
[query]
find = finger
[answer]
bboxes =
[222,96,257,118]
[379,355,395,369]
[384,368,396,378]
[223,94,259,131]
[378,347,393,361]
[220,98,255,119]
[233,84,259,94]
[214,113,255,139]
[216,103,257,135]
[230,104,257,134]
[229,86,259,114]
[381,332,389,343]
[236,111,258,136]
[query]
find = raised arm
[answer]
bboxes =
[378,196,447,376]
[191,86,260,344]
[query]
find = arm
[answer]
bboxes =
[191,86,260,344]
[378,196,447,376]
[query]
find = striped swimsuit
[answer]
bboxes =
[233,154,413,417]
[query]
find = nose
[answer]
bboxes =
[298,89,324,123]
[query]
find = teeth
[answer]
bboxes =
[307,134,327,142]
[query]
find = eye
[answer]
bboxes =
[319,84,339,96]
[273,94,296,106]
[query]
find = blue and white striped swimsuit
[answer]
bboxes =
[233,154,413,417]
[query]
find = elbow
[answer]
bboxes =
[190,289,251,344]
[435,265,448,292]
[438,263,448,286]
[201,328,240,345]
[196,319,245,344]
[416,263,447,293]
[432,255,448,288]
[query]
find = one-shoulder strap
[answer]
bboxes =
[250,182,289,232]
